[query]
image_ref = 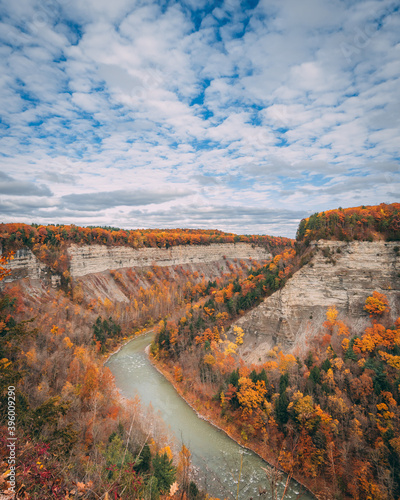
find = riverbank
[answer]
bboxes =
[148,352,318,500]
[103,327,153,363]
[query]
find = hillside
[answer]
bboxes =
[296,203,400,244]
[233,203,400,360]
[235,239,400,361]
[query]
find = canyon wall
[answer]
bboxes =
[2,243,271,285]
[1,247,49,283]
[67,243,270,277]
[235,240,400,362]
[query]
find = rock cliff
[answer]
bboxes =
[1,247,48,283]
[2,243,271,286]
[67,243,271,278]
[235,240,400,362]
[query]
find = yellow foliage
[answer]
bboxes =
[381,391,397,407]
[237,377,266,412]
[0,358,12,370]
[291,393,314,423]
[203,354,216,365]
[263,401,273,415]
[364,291,389,316]
[263,360,279,371]
[378,351,400,370]
[173,365,183,382]
[326,306,338,323]
[63,337,74,349]
[278,450,294,472]
[377,402,389,412]
[326,345,334,358]
[223,341,238,355]
[73,284,84,304]
[322,368,335,387]
[74,345,89,363]
[327,395,348,415]
[233,326,244,345]
[277,351,296,373]
[103,297,113,311]
[204,306,215,317]
[51,325,60,336]
[331,357,344,370]
[220,391,226,408]
[25,348,37,366]
[338,322,349,337]
[159,446,173,460]
[351,418,363,438]
[342,338,350,352]
[314,405,332,425]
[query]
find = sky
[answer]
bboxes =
[0,0,399,237]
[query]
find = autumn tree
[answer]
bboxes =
[364,291,389,317]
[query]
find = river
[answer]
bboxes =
[106,332,314,500]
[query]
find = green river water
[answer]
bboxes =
[106,332,314,500]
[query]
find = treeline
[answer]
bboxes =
[296,203,400,244]
[0,222,292,252]
[0,223,292,289]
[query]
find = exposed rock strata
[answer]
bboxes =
[1,247,48,284]
[75,259,248,305]
[2,243,271,285]
[235,241,400,362]
[67,243,271,278]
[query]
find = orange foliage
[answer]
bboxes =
[364,291,389,317]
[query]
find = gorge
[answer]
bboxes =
[1,204,400,500]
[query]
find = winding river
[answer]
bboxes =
[106,332,314,500]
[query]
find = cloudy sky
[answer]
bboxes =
[0,0,399,237]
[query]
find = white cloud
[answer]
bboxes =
[0,0,398,237]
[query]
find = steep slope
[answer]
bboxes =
[235,241,400,363]
[67,243,271,277]
[1,242,271,287]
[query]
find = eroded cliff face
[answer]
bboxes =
[235,240,400,363]
[2,243,271,286]
[1,247,49,283]
[67,243,271,277]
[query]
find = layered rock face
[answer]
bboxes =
[236,240,400,362]
[2,243,271,285]
[67,243,271,278]
[1,248,47,282]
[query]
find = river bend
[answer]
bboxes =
[106,332,313,500]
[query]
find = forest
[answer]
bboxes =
[1,202,399,499]
[296,203,400,244]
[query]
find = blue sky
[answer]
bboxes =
[0,0,399,237]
